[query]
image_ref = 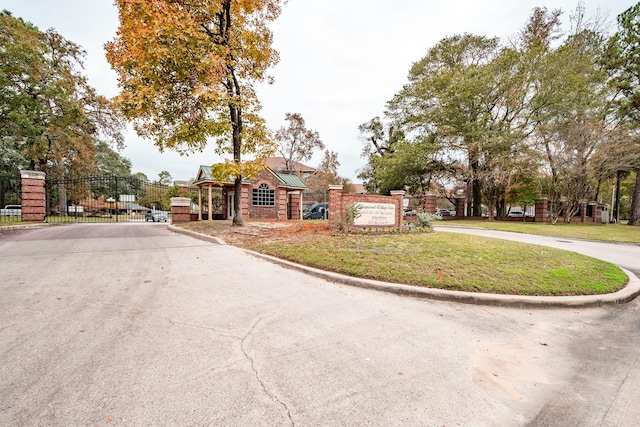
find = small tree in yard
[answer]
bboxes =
[275,112,325,175]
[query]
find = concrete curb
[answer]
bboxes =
[168,224,227,245]
[168,225,640,309]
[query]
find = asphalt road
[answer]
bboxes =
[1,223,639,426]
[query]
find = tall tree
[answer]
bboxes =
[0,10,124,178]
[155,171,173,186]
[604,2,640,226]
[274,112,324,174]
[94,140,132,177]
[386,34,531,217]
[106,0,282,225]
[357,116,404,193]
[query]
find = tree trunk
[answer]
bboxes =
[629,167,640,226]
[470,153,482,217]
[614,170,622,223]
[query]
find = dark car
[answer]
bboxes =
[303,203,328,220]
[145,210,168,222]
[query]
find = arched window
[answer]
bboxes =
[252,183,275,206]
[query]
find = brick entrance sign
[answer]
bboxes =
[328,185,405,231]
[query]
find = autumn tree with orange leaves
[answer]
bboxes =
[105,0,283,225]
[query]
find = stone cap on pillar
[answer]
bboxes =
[390,190,405,197]
[328,185,343,191]
[20,170,46,180]
[170,197,191,207]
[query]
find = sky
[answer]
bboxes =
[3,0,638,183]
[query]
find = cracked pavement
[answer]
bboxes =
[1,223,640,426]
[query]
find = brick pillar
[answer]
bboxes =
[327,185,344,230]
[20,170,46,222]
[423,192,437,215]
[589,202,598,224]
[390,190,405,228]
[170,197,191,223]
[289,191,301,220]
[535,197,548,223]
[241,184,250,218]
[580,202,587,223]
[455,195,466,217]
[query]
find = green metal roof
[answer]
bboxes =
[194,165,251,185]
[275,172,307,189]
[195,165,306,189]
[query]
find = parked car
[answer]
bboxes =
[507,209,533,218]
[437,209,454,216]
[303,203,328,220]
[0,204,21,216]
[145,210,168,222]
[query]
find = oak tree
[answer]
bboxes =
[0,11,124,179]
[106,0,283,225]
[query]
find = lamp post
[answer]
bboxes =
[106,197,114,219]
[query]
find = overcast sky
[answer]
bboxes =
[3,0,637,182]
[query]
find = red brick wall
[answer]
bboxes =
[246,170,294,220]
[328,187,404,230]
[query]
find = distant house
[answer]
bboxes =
[350,183,367,194]
[193,165,307,220]
[266,157,316,181]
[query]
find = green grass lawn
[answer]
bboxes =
[245,232,627,296]
[437,220,640,243]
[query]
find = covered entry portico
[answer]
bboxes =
[193,165,307,221]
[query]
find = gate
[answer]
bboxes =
[0,173,22,223]
[45,175,182,223]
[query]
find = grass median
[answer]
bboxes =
[233,227,627,296]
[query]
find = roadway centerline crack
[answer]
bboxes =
[240,312,295,427]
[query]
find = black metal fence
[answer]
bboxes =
[0,173,22,222]
[45,175,195,223]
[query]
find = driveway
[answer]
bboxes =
[1,223,639,426]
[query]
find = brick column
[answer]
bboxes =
[327,185,344,230]
[423,191,437,214]
[579,202,587,223]
[455,195,465,217]
[535,197,548,223]
[289,191,301,220]
[390,190,405,228]
[241,184,250,218]
[20,170,46,222]
[170,197,191,223]
[589,202,598,224]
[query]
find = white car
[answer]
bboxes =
[507,210,533,218]
[145,211,168,222]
